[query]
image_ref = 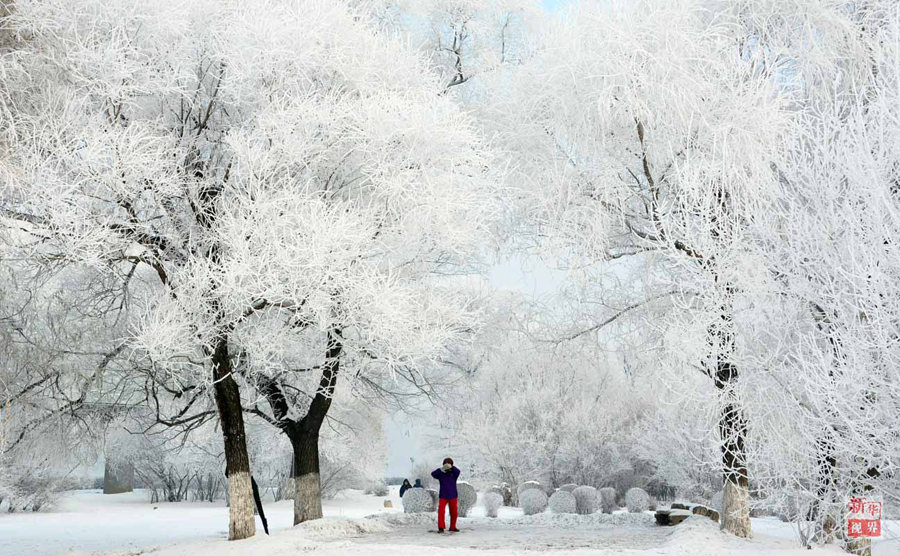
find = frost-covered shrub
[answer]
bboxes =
[520,488,549,515]
[402,488,433,513]
[483,491,503,518]
[599,487,617,514]
[517,481,542,506]
[365,481,389,497]
[558,483,578,493]
[427,489,439,512]
[549,490,576,513]
[573,486,598,515]
[711,491,723,514]
[457,481,477,517]
[625,487,650,513]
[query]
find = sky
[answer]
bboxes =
[384,0,572,479]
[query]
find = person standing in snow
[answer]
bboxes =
[431,457,461,533]
[413,478,424,488]
[399,479,412,499]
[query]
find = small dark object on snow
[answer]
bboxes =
[709,509,720,522]
[655,509,690,526]
[251,476,269,535]
[671,502,690,510]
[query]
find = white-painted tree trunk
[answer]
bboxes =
[227,470,256,541]
[721,479,751,538]
[293,472,323,525]
[844,537,872,556]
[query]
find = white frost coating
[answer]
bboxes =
[572,486,598,515]
[483,491,503,518]
[625,488,650,513]
[401,488,433,513]
[549,490,577,514]
[456,481,477,517]
[520,488,548,515]
[599,487,617,514]
[711,491,723,514]
[558,483,578,493]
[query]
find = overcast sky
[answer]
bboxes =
[383,0,571,479]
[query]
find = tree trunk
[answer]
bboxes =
[290,425,324,524]
[711,283,752,538]
[212,337,256,541]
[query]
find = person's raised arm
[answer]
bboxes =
[452,466,460,478]
[431,468,441,479]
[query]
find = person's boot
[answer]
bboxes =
[450,528,460,532]
[438,529,445,533]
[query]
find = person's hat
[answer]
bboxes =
[443,457,454,465]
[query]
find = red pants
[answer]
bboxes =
[438,498,458,530]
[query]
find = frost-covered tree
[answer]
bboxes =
[722,3,900,553]
[494,0,793,537]
[1,0,499,534]
[444,322,646,493]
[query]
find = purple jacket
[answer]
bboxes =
[431,466,461,499]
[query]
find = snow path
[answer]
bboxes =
[2,489,898,556]
[350,518,674,552]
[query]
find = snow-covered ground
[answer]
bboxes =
[1,487,897,556]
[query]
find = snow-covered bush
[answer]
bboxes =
[365,482,389,497]
[549,490,576,514]
[520,488,549,515]
[457,482,477,517]
[599,487,617,514]
[402,488,433,513]
[483,491,503,518]
[558,483,578,493]
[573,486,598,515]
[517,481,542,505]
[625,488,650,513]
